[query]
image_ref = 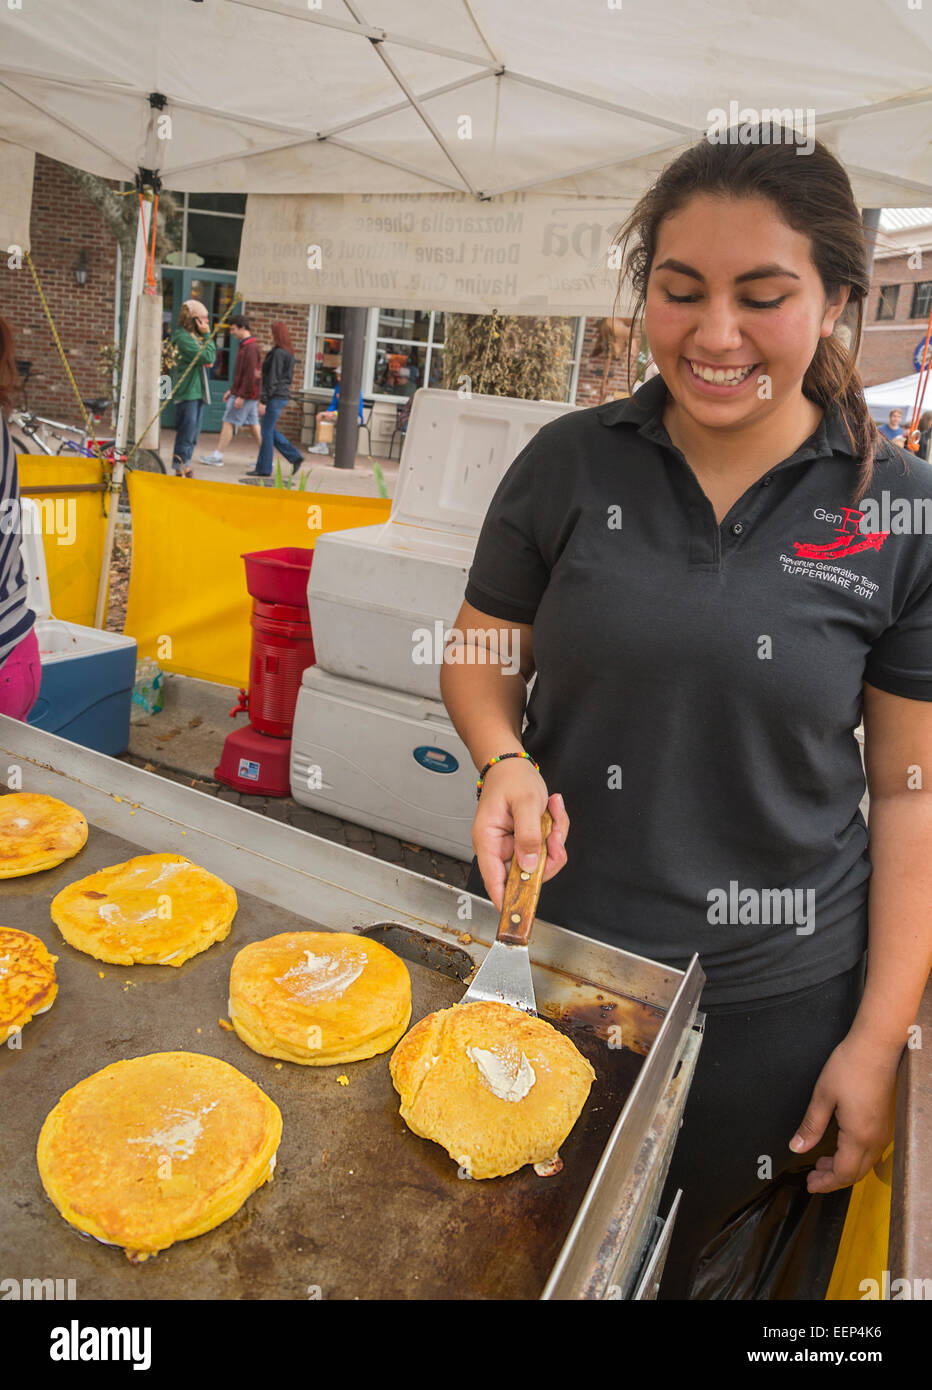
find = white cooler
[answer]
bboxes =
[305,388,573,700]
[290,664,478,861]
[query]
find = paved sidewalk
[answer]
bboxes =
[118,751,473,891]
[159,426,397,491]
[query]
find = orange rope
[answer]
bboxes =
[138,189,160,295]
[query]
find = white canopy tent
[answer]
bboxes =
[864,372,932,421]
[3,0,932,319]
[1,0,931,230]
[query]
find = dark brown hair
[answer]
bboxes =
[271,320,294,354]
[0,316,19,416]
[613,125,898,507]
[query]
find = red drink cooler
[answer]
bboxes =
[242,547,315,607]
[215,547,316,794]
[248,598,316,738]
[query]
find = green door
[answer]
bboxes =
[161,268,240,432]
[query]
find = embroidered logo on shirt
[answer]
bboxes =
[793,506,889,560]
[779,506,889,599]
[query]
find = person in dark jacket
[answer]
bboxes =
[200,315,261,466]
[246,321,304,478]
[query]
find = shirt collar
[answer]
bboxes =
[596,372,858,460]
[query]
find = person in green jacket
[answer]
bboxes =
[169,299,216,476]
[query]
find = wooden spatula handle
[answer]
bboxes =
[497,810,553,946]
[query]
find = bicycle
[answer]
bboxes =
[9,397,112,454]
[8,399,166,475]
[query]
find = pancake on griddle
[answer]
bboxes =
[229,931,411,1065]
[0,926,58,1040]
[37,1051,282,1263]
[50,852,236,966]
[390,1000,596,1179]
[0,793,87,878]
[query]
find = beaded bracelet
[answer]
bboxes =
[476,750,540,800]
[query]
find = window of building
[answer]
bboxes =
[910,281,932,319]
[163,192,247,272]
[305,307,352,397]
[303,306,584,403]
[369,309,445,398]
[876,284,899,320]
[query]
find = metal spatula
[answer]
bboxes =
[460,810,553,1016]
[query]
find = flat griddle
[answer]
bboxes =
[0,720,704,1299]
[3,823,644,1301]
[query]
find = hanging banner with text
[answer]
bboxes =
[0,139,34,254]
[237,192,639,316]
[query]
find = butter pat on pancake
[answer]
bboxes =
[229,931,411,1065]
[0,793,88,878]
[390,1000,596,1179]
[36,1051,282,1262]
[0,926,58,1040]
[50,853,236,966]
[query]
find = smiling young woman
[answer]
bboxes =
[440,125,932,1299]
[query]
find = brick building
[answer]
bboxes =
[0,157,313,446]
[3,156,926,442]
[0,156,120,423]
[857,209,932,388]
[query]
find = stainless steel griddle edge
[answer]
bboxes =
[0,716,704,1299]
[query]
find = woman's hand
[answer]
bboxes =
[258,402,266,417]
[472,760,569,912]
[789,1032,900,1193]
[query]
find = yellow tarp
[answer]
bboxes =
[125,473,391,686]
[16,455,109,626]
[825,1143,892,1300]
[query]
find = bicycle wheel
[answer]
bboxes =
[125,447,167,475]
[112,447,167,510]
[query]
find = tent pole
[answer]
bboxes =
[861,208,881,275]
[853,208,882,370]
[94,192,150,628]
[333,306,367,471]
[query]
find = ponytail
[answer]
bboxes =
[802,306,899,508]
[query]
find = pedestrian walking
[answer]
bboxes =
[442,125,932,1300]
[244,321,304,478]
[200,314,261,466]
[169,299,216,477]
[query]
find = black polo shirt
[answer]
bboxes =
[462,374,932,1005]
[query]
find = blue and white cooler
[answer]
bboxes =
[19,498,137,755]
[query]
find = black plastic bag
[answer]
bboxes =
[688,1170,853,1300]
